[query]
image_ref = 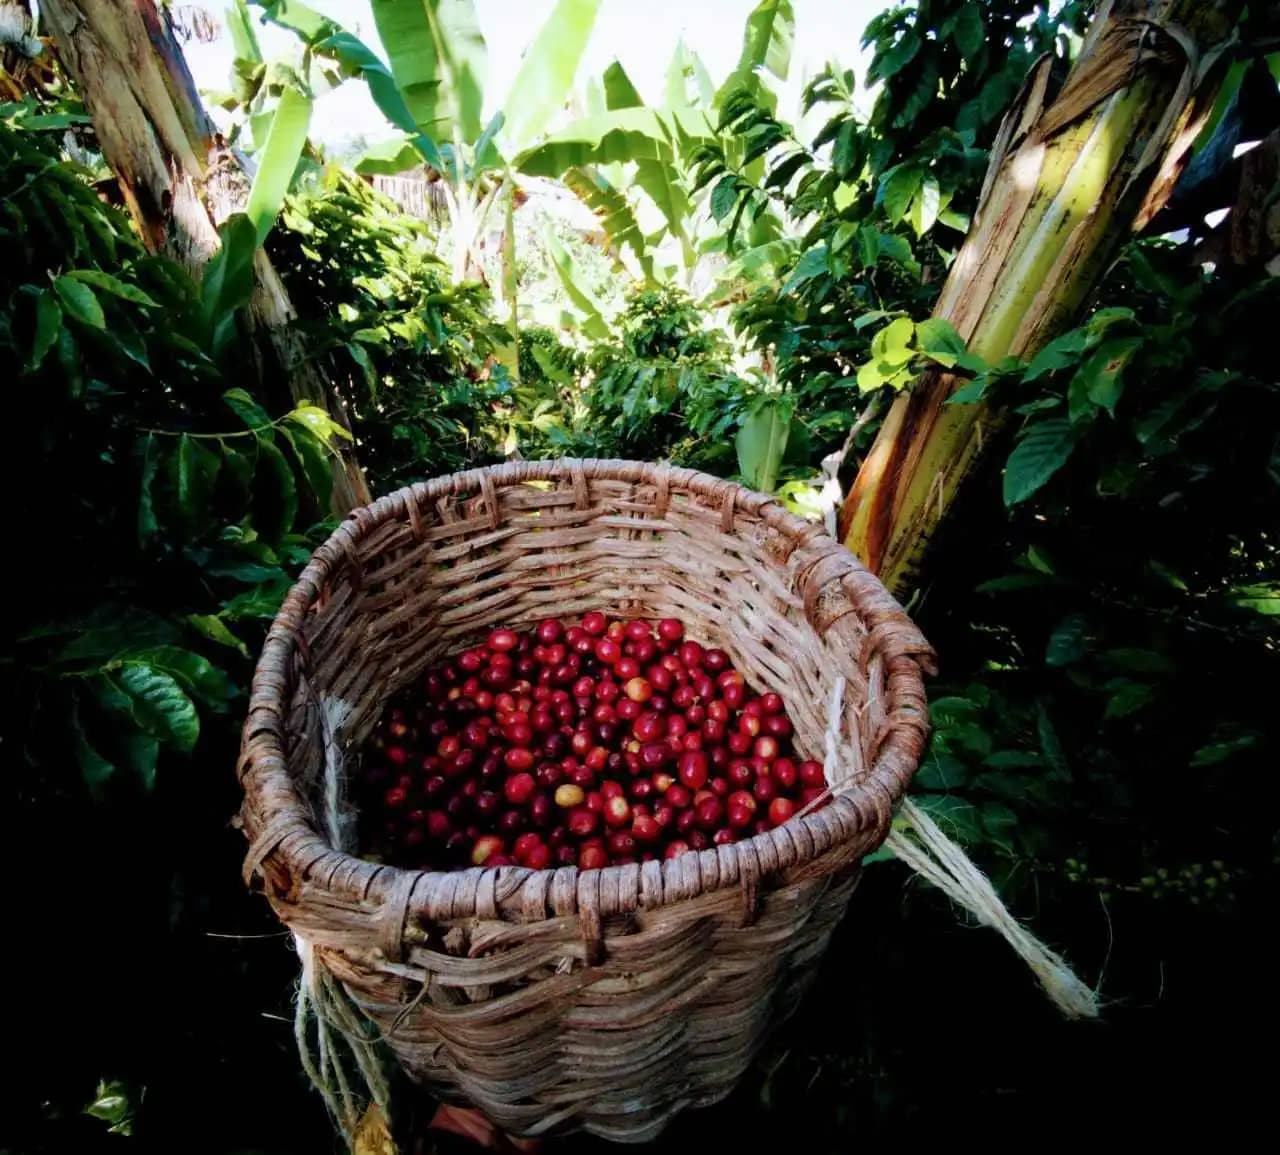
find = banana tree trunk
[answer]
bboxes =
[41,0,371,513]
[499,176,521,381]
[838,0,1241,594]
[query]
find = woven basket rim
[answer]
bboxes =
[238,458,934,933]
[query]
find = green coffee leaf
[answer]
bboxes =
[856,359,894,391]
[710,175,740,222]
[877,232,915,264]
[124,646,237,710]
[219,440,256,510]
[1227,583,1279,616]
[872,30,920,83]
[137,433,159,548]
[952,5,984,57]
[946,722,993,759]
[774,479,824,520]
[983,750,1045,770]
[1024,329,1087,381]
[30,605,178,667]
[282,426,333,507]
[909,173,940,236]
[29,290,62,369]
[1003,416,1075,505]
[287,403,353,444]
[252,434,298,541]
[118,730,161,791]
[222,578,292,620]
[346,340,377,391]
[171,435,222,537]
[1104,679,1155,719]
[945,378,986,405]
[186,613,250,658]
[928,696,982,725]
[223,387,272,429]
[916,317,966,357]
[981,801,1018,851]
[66,268,159,307]
[1086,306,1135,337]
[831,119,860,177]
[1046,612,1090,666]
[879,162,922,223]
[1025,545,1057,574]
[1036,700,1071,778]
[1190,730,1261,768]
[113,663,200,753]
[914,749,968,790]
[85,1079,137,1136]
[893,55,938,127]
[857,355,916,392]
[72,698,116,794]
[780,244,828,294]
[201,554,286,583]
[764,149,809,191]
[853,309,894,332]
[974,572,1058,593]
[857,225,880,269]
[831,221,858,255]
[1071,335,1142,418]
[871,316,915,359]
[53,275,106,329]
[912,793,984,844]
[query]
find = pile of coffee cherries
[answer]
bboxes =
[358,613,828,871]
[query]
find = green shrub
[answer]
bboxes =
[269,169,512,491]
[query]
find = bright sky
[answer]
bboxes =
[182,0,882,148]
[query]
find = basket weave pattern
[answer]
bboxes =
[237,459,933,1141]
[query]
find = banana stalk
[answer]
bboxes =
[499,174,521,382]
[839,0,1242,594]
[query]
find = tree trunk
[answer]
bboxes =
[838,0,1242,595]
[41,0,372,513]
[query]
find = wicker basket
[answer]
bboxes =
[237,458,934,1141]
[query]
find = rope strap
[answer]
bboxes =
[885,800,1098,1018]
[822,675,1099,1020]
[292,697,390,1145]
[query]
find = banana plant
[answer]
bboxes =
[735,390,794,492]
[838,0,1248,593]
[513,0,795,290]
[363,0,603,275]
[205,0,329,160]
[715,0,795,113]
[256,0,603,371]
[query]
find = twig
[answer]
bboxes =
[832,393,884,473]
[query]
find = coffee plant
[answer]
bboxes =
[2,113,344,800]
[2,99,345,1153]
[267,169,512,492]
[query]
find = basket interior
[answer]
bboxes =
[284,467,893,849]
